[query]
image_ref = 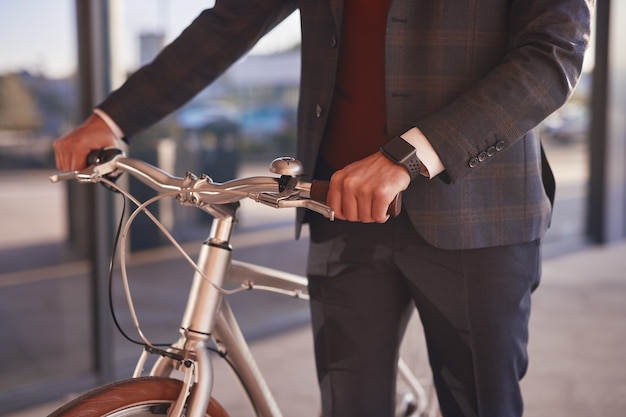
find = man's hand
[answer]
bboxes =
[53,113,119,172]
[327,152,411,223]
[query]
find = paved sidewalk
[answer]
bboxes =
[521,241,626,417]
[10,240,626,417]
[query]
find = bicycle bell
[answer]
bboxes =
[270,157,304,176]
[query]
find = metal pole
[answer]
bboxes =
[75,0,116,384]
[587,0,626,243]
[587,0,609,243]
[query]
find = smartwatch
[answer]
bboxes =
[380,136,421,181]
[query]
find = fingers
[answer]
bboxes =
[328,176,384,222]
[53,136,82,172]
[52,114,119,172]
[329,181,393,223]
[327,153,410,223]
[53,134,85,172]
[53,140,64,171]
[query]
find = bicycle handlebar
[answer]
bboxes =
[50,150,337,219]
[50,149,401,220]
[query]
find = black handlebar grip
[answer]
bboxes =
[309,180,402,218]
[87,148,123,166]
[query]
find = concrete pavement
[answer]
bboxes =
[520,240,626,417]
[9,239,626,417]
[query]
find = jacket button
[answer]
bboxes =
[487,146,497,156]
[469,157,480,168]
[478,151,488,162]
[331,36,338,48]
[316,105,323,118]
[495,140,506,151]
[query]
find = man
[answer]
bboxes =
[54,1,593,416]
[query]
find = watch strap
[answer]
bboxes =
[403,154,421,180]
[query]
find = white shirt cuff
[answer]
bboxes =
[401,127,445,178]
[93,108,127,149]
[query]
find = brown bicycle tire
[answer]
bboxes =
[47,376,229,417]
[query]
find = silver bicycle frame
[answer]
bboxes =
[143,203,297,417]
[51,155,435,417]
[140,214,430,417]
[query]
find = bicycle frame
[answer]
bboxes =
[134,209,430,417]
[125,196,309,417]
[50,154,436,417]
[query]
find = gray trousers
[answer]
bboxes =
[306,212,541,417]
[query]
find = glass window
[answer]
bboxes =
[0,1,77,257]
[109,2,307,367]
[0,1,93,409]
[540,23,596,255]
[111,1,302,250]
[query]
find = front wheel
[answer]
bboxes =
[48,377,229,417]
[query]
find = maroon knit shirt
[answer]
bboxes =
[320,0,392,170]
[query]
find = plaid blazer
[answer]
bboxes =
[100,0,592,250]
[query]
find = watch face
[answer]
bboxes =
[385,137,415,162]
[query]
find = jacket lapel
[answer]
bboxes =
[329,0,343,32]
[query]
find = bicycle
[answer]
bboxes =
[48,149,440,417]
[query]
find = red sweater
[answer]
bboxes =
[321,0,392,169]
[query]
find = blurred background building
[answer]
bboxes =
[0,0,624,414]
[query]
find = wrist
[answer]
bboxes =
[92,109,128,151]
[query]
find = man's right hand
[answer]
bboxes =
[53,113,120,172]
